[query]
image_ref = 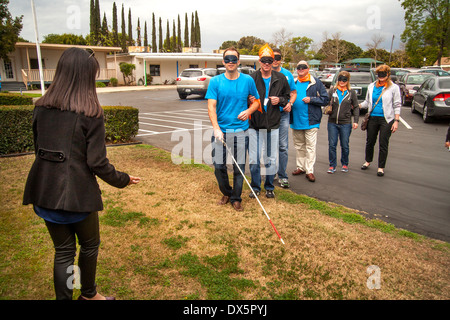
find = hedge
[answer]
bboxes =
[0,93,33,105]
[0,105,139,155]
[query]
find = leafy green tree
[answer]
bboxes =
[119,62,135,85]
[158,17,163,52]
[165,20,170,52]
[120,4,127,52]
[152,13,157,52]
[143,20,148,48]
[184,13,189,49]
[0,0,23,61]
[177,15,182,52]
[112,2,119,47]
[127,8,133,46]
[400,0,449,67]
[43,33,87,45]
[220,40,238,50]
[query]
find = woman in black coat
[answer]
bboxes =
[23,47,141,300]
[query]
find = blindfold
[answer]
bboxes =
[224,55,239,64]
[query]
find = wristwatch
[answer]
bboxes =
[395,119,400,122]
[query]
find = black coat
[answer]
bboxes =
[23,106,130,212]
[327,87,360,125]
[249,70,290,130]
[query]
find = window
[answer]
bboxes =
[4,61,14,79]
[149,65,160,76]
[189,64,198,68]
[30,59,45,69]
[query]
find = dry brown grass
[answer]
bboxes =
[0,144,449,300]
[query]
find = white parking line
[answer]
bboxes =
[399,116,412,129]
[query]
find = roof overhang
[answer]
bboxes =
[14,42,122,52]
[129,52,259,63]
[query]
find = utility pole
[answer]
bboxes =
[389,35,394,65]
[31,0,45,95]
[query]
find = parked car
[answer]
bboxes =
[398,73,435,105]
[390,68,411,83]
[330,68,376,103]
[411,76,450,122]
[176,68,218,99]
[217,66,256,75]
[420,69,450,77]
[320,68,340,88]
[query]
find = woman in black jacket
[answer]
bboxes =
[326,71,360,173]
[23,47,141,300]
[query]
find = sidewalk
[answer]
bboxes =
[9,84,176,95]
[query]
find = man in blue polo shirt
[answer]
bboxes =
[206,47,261,211]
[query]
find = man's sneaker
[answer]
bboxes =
[279,178,290,188]
[327,167,336,174]
[249,190,260,198]
[266,190,275,198]
[341,165,349,173]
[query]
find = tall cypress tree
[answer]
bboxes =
[184,13,189,49]
[136,18,141,46]
[172,20,176,52]
[177,15,182,52]
[158,17,163,52]
[95,0,100,44]
[101,13,108,46]
[89,0,95,43]
[195,11,201,48]
[112,2,119,47]
[128,8,133,46]
[121,4,127,52]
[152,13,157,53]
[144,21,148,49]
[165,20,170,52]
[190,13,194,47]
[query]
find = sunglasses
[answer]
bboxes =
[338,76,348,82]
[377,71,388,78]
[260,57,274,64]
[274,55,282,61]
[223,55,239,64]
[296,64,308,70]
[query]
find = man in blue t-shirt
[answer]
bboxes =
[272,48,297,189]
[206,47,261,211]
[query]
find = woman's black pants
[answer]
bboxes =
[365,116,394,169]
[44,212,100,300]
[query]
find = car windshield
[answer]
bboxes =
[406,74,433,84]
[181,70,202,77]
[438,78,450,89]
[349,73,373,84]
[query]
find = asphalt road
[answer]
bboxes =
[98,88,450,242]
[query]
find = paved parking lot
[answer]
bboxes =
[98,87,450,242]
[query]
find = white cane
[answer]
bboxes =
[220,138,285,245]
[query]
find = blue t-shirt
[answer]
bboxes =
[263,77,271,111]
[290,80,320,130]
[279,67,296,111]
[371,85,384,117]
[34,205,90,224]
[337,89,348,104]
[206,73,260,132]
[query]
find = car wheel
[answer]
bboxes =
[411,99,417,113]
[178,93,187,99]
[422,104,431,123]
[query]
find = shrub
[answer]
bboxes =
[0,105,139,155]
[0,93,33,105]
[0,105,35,155]
[110,77,118,87]
[96,81,106,88]
[103,106,139,143]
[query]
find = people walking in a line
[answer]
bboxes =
[272,48,297,188]
[206,47,261,211]
[248,44,290,198]
[23,47,141,300]
[360,64,401,176]
[290,60,328,182]
[326,70,360,173]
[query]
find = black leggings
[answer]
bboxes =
[44,212,100,300]
[365,116,394,169]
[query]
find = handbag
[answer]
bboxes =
[361,88,385,131]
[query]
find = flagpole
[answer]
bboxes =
[31,0,45,95]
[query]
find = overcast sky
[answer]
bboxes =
[10,0,406,54]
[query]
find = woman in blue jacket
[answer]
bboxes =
[290,61,328,182]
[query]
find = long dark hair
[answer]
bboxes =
[35,47,103,118]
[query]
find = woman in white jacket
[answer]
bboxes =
[360,65,401,176]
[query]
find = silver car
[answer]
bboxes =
[176,68,218,99]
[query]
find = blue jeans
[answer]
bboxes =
[277,111,290,180]
[211,131,248,203]
[249,128,279,192]
[327,122,352,168]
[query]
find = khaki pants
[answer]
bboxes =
[292,127,319,174]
